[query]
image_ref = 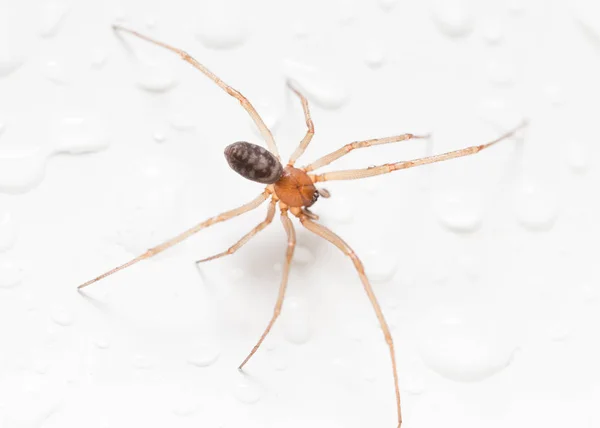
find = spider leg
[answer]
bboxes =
[299,215,402,428]
[78,191,270,289]
[238,209,296,369]
[196,199,276,263]
[303,133,429,172]
[310,120,527,182]
[112,25,279,159]
[287,82,315,166]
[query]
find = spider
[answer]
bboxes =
[78,24,528,428]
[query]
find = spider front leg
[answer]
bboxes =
[112,25,280,159]
[239,209,296,369]
[310,121,528,182]
[303,133,429,172]
[299,215,402,428]
[287,82,315,166]
[77,191,270,289]
[196,199,277,263]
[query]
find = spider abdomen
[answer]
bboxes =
[224,141,283,184]
[274,166,319,207]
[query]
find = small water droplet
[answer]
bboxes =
[132,355,153,369]
[487,59,515,86]
[0,147,49,193]
[91,50,109,70]
[364,42,386,69]
[513,179,558,231]
[548,324,570,342]
[363,249,398,283]
[195,0,247,49]
[482,22,504,45]
[431,0,474,38]
[136,60,178,93]
[169,112,197,131]
[172,398,200,417]
[281,296,311,344]
[566,140,589,173]
[417,304,517,382]
[292,22,309,39]
[51,116,110,154]
[543,84,565,106]
[44,60,70,85]
[187,344,221,367]
[379,0,398,12]
[145,17,157,30]
[434,189,483,233]
[268,348,288,371]
[0,257,24,288]
[38,0,69,38]
[153,131,167,143]
[94,337,111,349]
[285,60,350,109]
[507,0,524,15]
[322,196,354,224]
[0,26,25,78]
[51,309,73,326]
[0,209,18,252]
[292,245,315,265]
[233,376,262,404]
[403,373,426,395]
[582,283,599,302]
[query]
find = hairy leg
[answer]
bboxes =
[112,25,279,159]
[196,199,276,263]
[287,82,315,166]
[239,210,296,369]
[78,191,270,289]
[299,215,402,428]
[311,121,527,182]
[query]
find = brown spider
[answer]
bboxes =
[78,24,528,428]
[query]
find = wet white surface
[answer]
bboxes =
[1,0,599,427]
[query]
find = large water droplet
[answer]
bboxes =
[566,140,590,173]
[363,249,398,283]
[51,116,110,154]
[417,304,517,382]
[433,189,484,233]
[0,209,18,252]
[195,0,248,49]
[38,0,69,38]
[284,60,350,109]
[281,296,311,344]
[292,245,315,265]
[51,309,73,326]
[431,0,474,38]
[0,257,24,288]
[0,148,48,193]
[187,344,221,367]
[233,376,262,404]
[136,60,178,93]
[513,179,558,231]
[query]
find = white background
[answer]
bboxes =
[1,0,599,427]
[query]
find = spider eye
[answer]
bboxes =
[312,190,319,203]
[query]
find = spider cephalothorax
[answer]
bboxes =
[78,24,528,428]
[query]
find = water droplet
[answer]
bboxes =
[281,296,311,344]
[507,0,524,15]
[51,309,73,326]
[0,25,25,78]
[33,359,50,374]
[566,140,589,173]
[0,257,24,288]
[233,376,262,404]
[0,147,48,193]
[44,60,70,85]
[513,179,558,231]
[284,60,350,109]
[379,0,398,12]
[431,0,474,38]
[168,111,197,131]
[582,283,599,302]
[292,245,315,265]
[0,121,6,137]
[172,398,200,416]
[543,84,565,106]
[94,337,111,349]
[363,249,398,283]
[136,60,178,93]
[322,196,354,224]
[403,373,426,395]
[482,22,504,45]
[0,209,18,252]
[487,59,515,86]
[548,324,570,342]
[145,17,157,30]
[187,344,221,367]
[90,50,109,70]
[132,355,153,369]
[195,0,247,49]
[417,304,517,382]
[268,348,288,371]
[38,0,69,38]
[51,116,110,154]
[292,22,309,39]
[364,42,386,69]
[153,131,167,143]
[433,189,483,233]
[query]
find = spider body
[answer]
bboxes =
[79,24,528,428]
[273,165,319,207]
